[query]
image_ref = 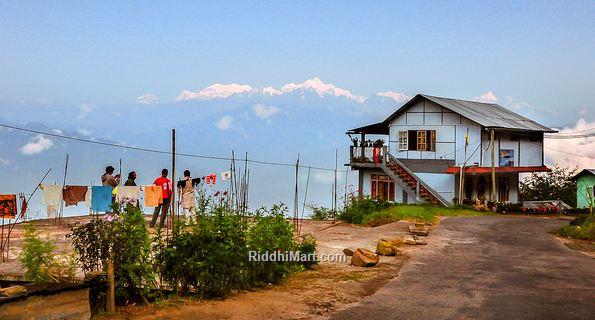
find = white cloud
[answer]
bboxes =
[473,91,498,103]
[136,93,159,104]
[252,103,279,119]
[376,91,411,103]
[52,129,63,135]
[216,115,233,130]
[21,135,54,155]
[176,83,254,101]
[0,158,9,166]
[77,128,92,136]
[78,102,92,119]
[280,77,366,103]
[545,118,595,169]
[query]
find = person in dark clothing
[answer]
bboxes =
[125,171,137,186]
[150,169,172,228]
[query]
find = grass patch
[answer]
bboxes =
[558,215,595,241]
[361,204,486,226]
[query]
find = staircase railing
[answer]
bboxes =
[381,147,451,207]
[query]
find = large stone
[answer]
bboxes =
[0,285,27,297]
[409,225,429,236]
[350,248,379,267]
[343,248,355,257]
[376,240,397,256]
[404,235,417,245]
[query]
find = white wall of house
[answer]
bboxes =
[359,168,420,204]
[416,173,456,204]
[388,99,482,165]
[454,173,519,203]
[480,132,544,167]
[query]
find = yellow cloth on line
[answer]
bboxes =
[143,186,163,207]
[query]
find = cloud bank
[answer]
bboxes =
[21,135,54,155]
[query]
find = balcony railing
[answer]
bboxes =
[349,145,385,164]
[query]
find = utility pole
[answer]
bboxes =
[171,129,176,224]
[293,154,300,229]
[490,130,496,204]
[334,149,338,218]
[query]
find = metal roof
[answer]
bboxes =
[348,94,557,134]
[571,168,595,181]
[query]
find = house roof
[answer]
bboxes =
[571,169,595,181]
[347,94,557,134]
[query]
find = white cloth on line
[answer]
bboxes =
[116,186,140,203]
[42,185,63,207]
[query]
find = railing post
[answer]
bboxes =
[416,181,420,201]
[382,146,387,166]
[349,146,354,163]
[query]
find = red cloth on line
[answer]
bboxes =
[0,194,17,219]
[153,177,172,199]
[373,147,381,164]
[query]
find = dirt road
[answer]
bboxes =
[332,216,595,320]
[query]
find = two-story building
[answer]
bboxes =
[347,94,556,206]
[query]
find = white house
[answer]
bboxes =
[347,94,556,206]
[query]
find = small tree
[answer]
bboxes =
[520,165,578,207]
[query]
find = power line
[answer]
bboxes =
[0,123,348,172]
[545,147,595,159]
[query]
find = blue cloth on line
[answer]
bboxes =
[91,186,113,212]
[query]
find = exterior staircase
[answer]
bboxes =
[380,147,450,207]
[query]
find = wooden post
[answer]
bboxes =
[171,129,176,224]
[118,159,122,186]
[59,154,69,222]
[490,130,496,203]
[334,149,338,218]
[106,259,115,314]
[293,154,300,229]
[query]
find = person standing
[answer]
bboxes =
[150,168,172,228]
[101,166,120,187]
[125,171,137,186]
[178,170,196,223]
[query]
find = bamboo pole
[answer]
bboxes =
[333,149,338,220]
[171,129,176,224]
[299,167,311,235]
[59,154,69,222]
[293,154,300,229]
[490,130,496,204]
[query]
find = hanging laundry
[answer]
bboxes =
[205,175,211,185]
[47,205,58,218]
[210,174,217,184]
[63,186,89,207]
[221,171,231,181]
[42,185,63,217]
[144,185,163,207]
[116,186,140,203]
[0,194,17,219]
[91,186,113,212]
[20,196,27,217]
[177,178,202,189]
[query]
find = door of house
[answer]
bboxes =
[402,190,408,204]
[498,177,509,202]
[477,176,487,200]
[371,174,395,201]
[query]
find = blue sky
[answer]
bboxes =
[1,0,594,116]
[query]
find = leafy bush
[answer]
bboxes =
[19,224,76,283]
[296,234,318,269]
[559,215,595,241]
[154,203,314,298]
[308,204,333,221]
[339,197,391,224]
[68,204,155,303]
[520,165,578,207]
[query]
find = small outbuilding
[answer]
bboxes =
[571,169,595,209]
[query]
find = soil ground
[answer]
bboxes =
[0,217,420,319]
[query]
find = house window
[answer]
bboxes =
[398,131,408,150]
[499,149,515,167]
[417,131,427,151]
[404,130,436,151]
[371,174,395,201]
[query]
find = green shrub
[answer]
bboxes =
[297,234,318,269]
[247,204,296,285]
[308,204,333,220]
[68,204,156,303]
[339,198,391,224]
[559,215,595,241]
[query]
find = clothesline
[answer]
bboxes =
[0,123,349,173]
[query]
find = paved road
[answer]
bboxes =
[332,216,595,320]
